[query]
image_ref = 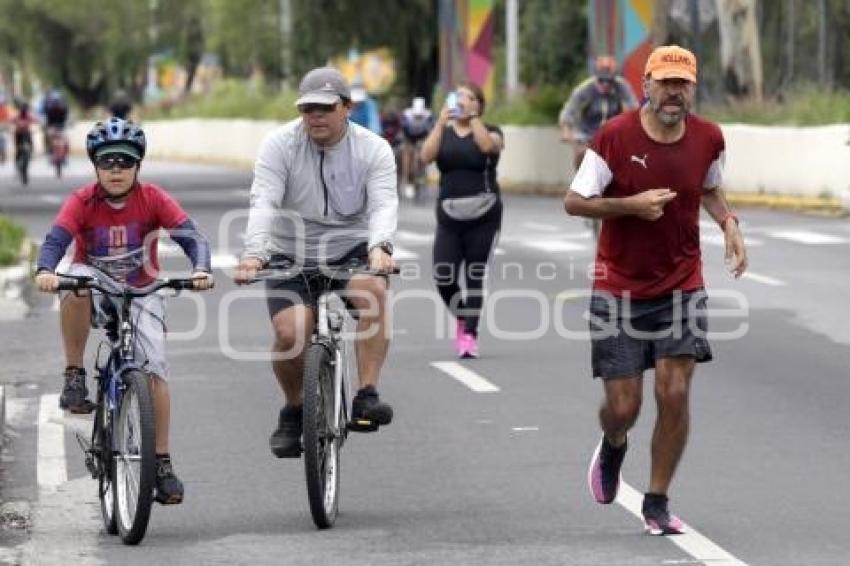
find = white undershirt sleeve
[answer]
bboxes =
[569,148,613,198]
[702,149,725,190]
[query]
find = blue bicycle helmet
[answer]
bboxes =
[86,117,146,162]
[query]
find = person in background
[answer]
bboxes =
[349,79,381,134]
[400,96,434,199]
[109,89,134,120]
[420,82,503,359]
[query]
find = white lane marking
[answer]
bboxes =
[494,247,507,256]
[211,253,238,269]
[396,230,434,243]
[40,195,63,205]
[616,482,748,565]
[741,272,787,286]
[524,240,587,253]
[767,230,848,245]
[523,222,559,232]
[431,361,500,393]
[37,394,67,493]
[701,234,763,247]
[511,426,539,432]
[393,246,419,260]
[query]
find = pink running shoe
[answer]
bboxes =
[454,319,467,356]
[460,333,479,358]
[642,493,686,535]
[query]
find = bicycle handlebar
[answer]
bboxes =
[248,263,400,284]
[56,274,199,296]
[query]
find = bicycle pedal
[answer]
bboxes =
[348,419,379,433]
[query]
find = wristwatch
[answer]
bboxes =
[371,241,394,256]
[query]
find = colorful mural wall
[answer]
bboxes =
[439,0,495,100]
[589,0,654,96]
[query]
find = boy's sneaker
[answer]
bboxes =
[587,434,627,504]
[154,456,184,505]
[642,493,685,535]
[270,405,303,458]
[350,385,393,431]
[59,366,95,414]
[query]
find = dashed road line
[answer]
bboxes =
[741,272,786,286]
[430,361,500,393]
[767,230,848,245]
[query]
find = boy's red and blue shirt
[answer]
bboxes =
[37,181,211,287]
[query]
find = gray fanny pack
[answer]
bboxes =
[440,155,498,221]
[440,192,498,221]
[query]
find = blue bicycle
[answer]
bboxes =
[58,273,197,545]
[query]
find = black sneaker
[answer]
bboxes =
[154,456,184,505]
[587,434,627,504]
[350,385,393,432]
[642,493,685,535]
[58,367,95,414]
[270,405,303,458]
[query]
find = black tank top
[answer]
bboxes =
[435,124,502,201]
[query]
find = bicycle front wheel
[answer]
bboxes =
[302,343,341,529]
[93,398,117,535]
[113,370,156,545]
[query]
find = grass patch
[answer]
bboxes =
[0,215,27,267]
[142,79,300,121]
[701,86,850,126]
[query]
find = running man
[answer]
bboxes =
[563,45,748,535]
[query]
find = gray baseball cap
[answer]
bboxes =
[295,67,351,106]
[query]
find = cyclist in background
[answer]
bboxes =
[400,97,433,199]
[12,100,38,183]
[34,118,214,505]
[0,92,12,164]
[559,56,637,238]
[559,55,638,171]
[109,89,133,120]
[42,90,70,155]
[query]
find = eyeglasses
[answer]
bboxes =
[95,154,137,170]
[298,103,338,114]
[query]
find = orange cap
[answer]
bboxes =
[644,45,697,83]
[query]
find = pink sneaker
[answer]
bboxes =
[460,333,479,358]
[454,319,467,356]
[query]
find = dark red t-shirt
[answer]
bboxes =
[54,182,189,286]
[571,109,725,298]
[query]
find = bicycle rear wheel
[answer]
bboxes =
[302,343,341,529]
[113,370,156,545]
[93,396,117,535]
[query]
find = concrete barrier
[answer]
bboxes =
[69,119,850,209]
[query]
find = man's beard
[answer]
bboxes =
[651,95,689,126]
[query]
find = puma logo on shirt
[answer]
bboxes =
[630,154,648,168]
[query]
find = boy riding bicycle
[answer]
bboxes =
[34,117,214,505]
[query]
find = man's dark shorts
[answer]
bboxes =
[588,290,712,379]
[265,244,374,319]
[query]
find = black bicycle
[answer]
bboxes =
[253,261,396,528]
[57,273,198,545]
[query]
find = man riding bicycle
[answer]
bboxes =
[233,66,398,459]
[400,97,434,199]
[34,118,214,505]
[559,55,638,171]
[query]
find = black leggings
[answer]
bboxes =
[432,209,501,337]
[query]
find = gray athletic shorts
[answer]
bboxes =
[588,290,712,379]
[60,264,169,379]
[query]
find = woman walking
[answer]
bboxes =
[420,81,504,358]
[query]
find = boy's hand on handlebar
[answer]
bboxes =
[191,271,215,291]
[35,271,60,292]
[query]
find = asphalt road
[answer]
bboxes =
[2,156,850,565]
